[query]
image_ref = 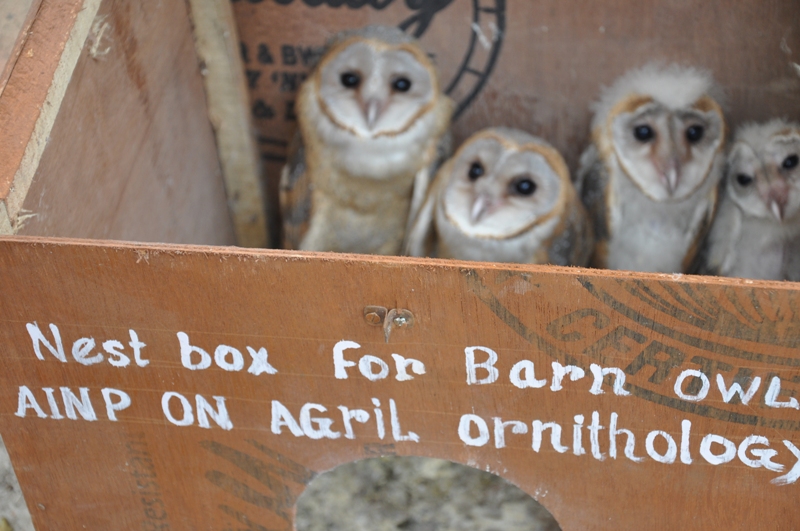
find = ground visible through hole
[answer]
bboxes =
[0,435,33,531]
[295,456,561,531]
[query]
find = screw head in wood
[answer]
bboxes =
[383,308,414,342]
[363,306,387,326]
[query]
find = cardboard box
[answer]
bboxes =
[234,0,800,243]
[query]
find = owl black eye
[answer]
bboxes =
[468,162,484,181]
[736,174,754,187]
[633,125,654,142]
[392,77,412,92]
[511,177,537,196]
[783,154,799,169]
[686,125,705,144]
[340,72,360,89]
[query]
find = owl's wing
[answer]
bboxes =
[408,130,452,232]
[687,180,728,276]
[785,233,800,281]
[575,145,609,266]
[683,186,721,274]
[279,131,312,250]
[403,163,450,257]
[542,188,595,268]
[553,198,596,267]
[687,235,719,276]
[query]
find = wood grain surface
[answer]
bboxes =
[187,0,267,248]
[232,0,800,245]
[0,0,236,246]
[1,236,799,529]
[0,0,88,231]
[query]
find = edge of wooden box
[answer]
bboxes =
[0,0,267,248]
[0,0,97,233]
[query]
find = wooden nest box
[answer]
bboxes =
[0,1,798,529]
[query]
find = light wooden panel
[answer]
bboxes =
[232,0,800,245]
[0,0,236,246]
[0,236,799,529]
[187,0,267,248]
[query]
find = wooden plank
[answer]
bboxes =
[232,0,800,245]
[0,0,94,230]
[187,0,268,248]
[0,0,42,98]
[0,202,11,234]
[1,236,799,529]
[5,0,236,245]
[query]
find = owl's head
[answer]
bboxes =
[725,120,800,223]
[441,128,571,239]
[312,26,440,139]
[593,63,726,201]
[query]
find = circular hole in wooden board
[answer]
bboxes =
[295,455,561,531]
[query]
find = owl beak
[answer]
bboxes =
[655,154,681,196]
[470,195,492,224]
[362,98,385,130]
[770,200,784,221]
[653,135,682,195]
[665,166,679,195]
[767,184,789,222]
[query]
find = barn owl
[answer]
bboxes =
[693,120,800,280]
[280,25,454,255]
[404,128,594,266]
[576,64,726,273]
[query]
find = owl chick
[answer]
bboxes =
[577,64,726,273]
[693,120,800,280]
[405,128,594,266]
[280,25,453,255]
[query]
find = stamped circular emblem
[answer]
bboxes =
[396,0,506,120]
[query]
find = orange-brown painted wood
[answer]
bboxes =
[0,0,82,201]
[0,236,798,529]
[0,0,42,98]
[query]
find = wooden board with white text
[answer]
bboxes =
[0,236,799,529]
